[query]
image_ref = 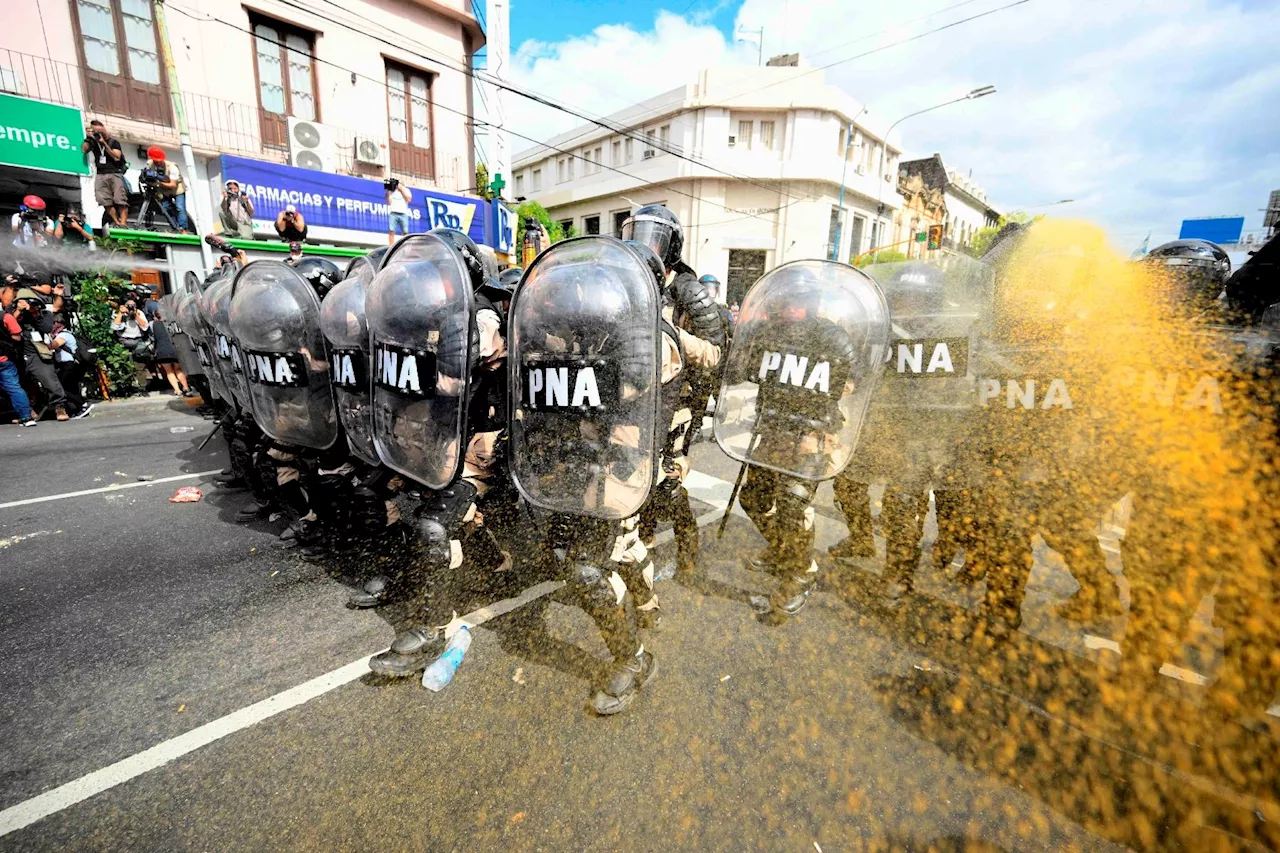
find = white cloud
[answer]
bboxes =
[503,0,1280,249]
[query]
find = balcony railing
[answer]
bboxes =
[0,48,471,194]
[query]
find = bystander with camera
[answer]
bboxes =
[81,120,128,229]
[50,320,93,418]
[142,147,189,232]
[219,180,255,239]
[385,178,411,246]
[9,196,53,248]
[1,279,37,426]
[55,207,95,250]
[274,204,307,243]
[14,287,89,420]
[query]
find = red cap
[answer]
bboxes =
[147,146,166,161]
[21,195,46,211]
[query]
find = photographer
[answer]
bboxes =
[112,290,155,379]
[9,196,54,248]
[81,120,128,229]
[55,207,95,250]
[50,320,92,417]
[1,279,36,426]
[384,177,411,246]
[219,180,255,239]
[142,147,189,232]
[274,204,307,243]
[14,288,83,420]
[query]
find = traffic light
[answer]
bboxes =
[927,224,943,251]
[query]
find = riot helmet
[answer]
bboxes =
[621,205,684,271]
[291,256,342,299]
[881,261,947,317]
[427,227,486,292]
[1142,239,1230,311]
[345,246,389,283]
[479,266,522,304]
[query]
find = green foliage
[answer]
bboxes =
[855,249,908,267]
[71,268,139,396]
[967,212,1038,258]
[514,200,570,247]
[475,163,495,201]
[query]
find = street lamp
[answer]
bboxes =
[831,106,869,260]
[1006,198,1074,215]
[873,86,997,251]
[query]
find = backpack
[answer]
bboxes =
[74,342,99,368]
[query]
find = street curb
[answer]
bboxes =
[94,394,206,412]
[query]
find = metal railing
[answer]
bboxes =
[0,48,472,193]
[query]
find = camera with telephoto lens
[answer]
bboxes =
[383,177,400,192]
[19,208,46,223]
[205,234,236,256]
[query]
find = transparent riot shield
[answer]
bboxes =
[714,260,890,481]
[166,274,204,380]
[202,275,253,411]
[229,261,338,450]
[319,273,377,465]
[842,255,995,489]
[508,235,662,519]
[367,233,476,490]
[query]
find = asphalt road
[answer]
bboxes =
[0,402,1276,852]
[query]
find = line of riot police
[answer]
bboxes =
[164,212,1279,721]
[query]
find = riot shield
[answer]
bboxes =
[186,276,232,404]
[319,271,377,464]
[508,235,662,520]
[713,260,890,481]
[367,233,476,490]
[842,256,995,489]
[229,261,338,450]
[166,273,204,380]
[201,274,253,411]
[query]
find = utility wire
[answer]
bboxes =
[165,2,809,222]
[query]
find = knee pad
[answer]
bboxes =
[569,562,627,608]
[775,479,817,530]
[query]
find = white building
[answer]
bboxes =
[944,167,1001,250]
[512,66,903,305]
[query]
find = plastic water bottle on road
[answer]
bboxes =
[422,626,471,692]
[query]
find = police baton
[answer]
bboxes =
[716,460,749,539]
[197,420,223,451]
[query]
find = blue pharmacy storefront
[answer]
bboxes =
[219,154,513,256]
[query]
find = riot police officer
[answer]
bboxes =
[715,260,891,621]
[508,234,664,714]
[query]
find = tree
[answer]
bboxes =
[514,200,573,247]
[967,212,1038,258]
[475,163,494,201]
[854,249,908,267]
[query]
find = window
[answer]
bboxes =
[558,219,573,236]
[659,125,670,150]
[252,16,317,148]
[828,205,844,258]
[613,209,629,237]
[737,120,753,151]
[72,0,170,124]
[557,159,566,183]
[837,126,847,157]
[645,129,656,155]
[624,138,634,163]
[582,149,592,173]
[612,140,621,165]
[759,120,775,151]
[386,61,433,178]
[585,215,600,236]
[532,168,542,192]
[515,174,524,196]
[726,249,767,306]
[568,156,575,180]
[594,147,602,172]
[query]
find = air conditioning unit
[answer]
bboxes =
[642,149,656,160]
[354,136,387,167]
[288,116,337,172]
[728,135,737,147]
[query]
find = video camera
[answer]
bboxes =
[383,177,400,192]
[138,166,166,194]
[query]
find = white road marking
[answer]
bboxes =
[1,465,1272,836]
[0,471,222,510]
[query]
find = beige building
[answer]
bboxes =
[512,66,904,305]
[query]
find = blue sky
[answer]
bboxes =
[500,0,1280,250]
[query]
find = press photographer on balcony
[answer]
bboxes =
[274,204,307,243]
[81,120,128,229]
[141,147,190,232]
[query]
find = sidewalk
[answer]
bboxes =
[93,391,207,413]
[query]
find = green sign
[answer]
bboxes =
[0,93,90,175]
[915,231,927,242]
